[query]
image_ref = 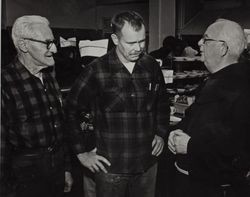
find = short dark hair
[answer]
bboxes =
[111,11,145,35]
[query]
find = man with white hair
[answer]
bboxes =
[1,15,73,197]
[168,19,250,197]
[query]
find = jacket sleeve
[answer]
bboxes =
[187,91,250,183]
[1,86,14,196]
[65,65,97,154]
[154,61,170,139]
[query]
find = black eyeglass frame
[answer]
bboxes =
[23,38,57,49]
[201,35,227,45]
[201,36,229,55]
[202,38,227,45]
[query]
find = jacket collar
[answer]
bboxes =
[13,57,33,80]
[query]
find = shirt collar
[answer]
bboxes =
[14,57,33,80]
[108,48,125,73]
[14,57,51,82]
[209,63,244,79]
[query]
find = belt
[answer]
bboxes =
[175,162,189,175]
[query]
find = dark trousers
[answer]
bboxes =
[83,168,96,197]
[10,147,65,197]
[174,170,250,197]
[95,163,157,197]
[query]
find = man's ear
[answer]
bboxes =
[111,34,118,46]
[220,42,228,57]
[17,39,28,53]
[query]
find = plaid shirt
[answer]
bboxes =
[1,58,70,188]
[66,49,170,173]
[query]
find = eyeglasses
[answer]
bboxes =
[201,35,229,55]
[201,36,226,45]
[23,38,57,49]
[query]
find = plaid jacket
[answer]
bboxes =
[1,58,70,192]
[66,49,170,173]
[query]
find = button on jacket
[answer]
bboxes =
[66,49,170,173]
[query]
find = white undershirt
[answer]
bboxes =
[123,62,135,74]
[34,72,44,84]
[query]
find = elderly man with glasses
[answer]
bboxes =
[168,19,250,197]
[1,15,73,197]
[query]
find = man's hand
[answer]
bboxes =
[152,135,164,156]
[168,130,177,154]
[64,171,73,193]
[77,149,111,173]
[168,129,190,154]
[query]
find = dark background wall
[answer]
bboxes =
[2,0,149,30]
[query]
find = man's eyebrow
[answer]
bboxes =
[126,38,146,44]
[203,34,209,38]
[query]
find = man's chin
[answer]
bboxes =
[130,55,140,61]
[200,56,205,62]
[130,59,138,62]
[46,60,55,67]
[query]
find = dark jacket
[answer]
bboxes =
[177,62,250,186]
[66,49,170,173]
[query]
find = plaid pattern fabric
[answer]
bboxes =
[67,49,170,173]
[1,58,70,187]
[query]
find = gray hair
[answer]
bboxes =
[215,19,247,59]
[11,15,50,49]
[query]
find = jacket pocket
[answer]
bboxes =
[100,86,125,112]
[144,83,159,111]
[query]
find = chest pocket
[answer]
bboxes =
[100,85,125,112]
[136,80,159,112]
[145,89,155,112]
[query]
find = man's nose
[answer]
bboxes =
[198,39,203,47]
[134,42,142,51]
[50,43,57,53]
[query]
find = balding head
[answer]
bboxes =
[208,19,246,59]
[199,19,247,73]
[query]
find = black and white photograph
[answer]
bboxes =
[1,0,250,197]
